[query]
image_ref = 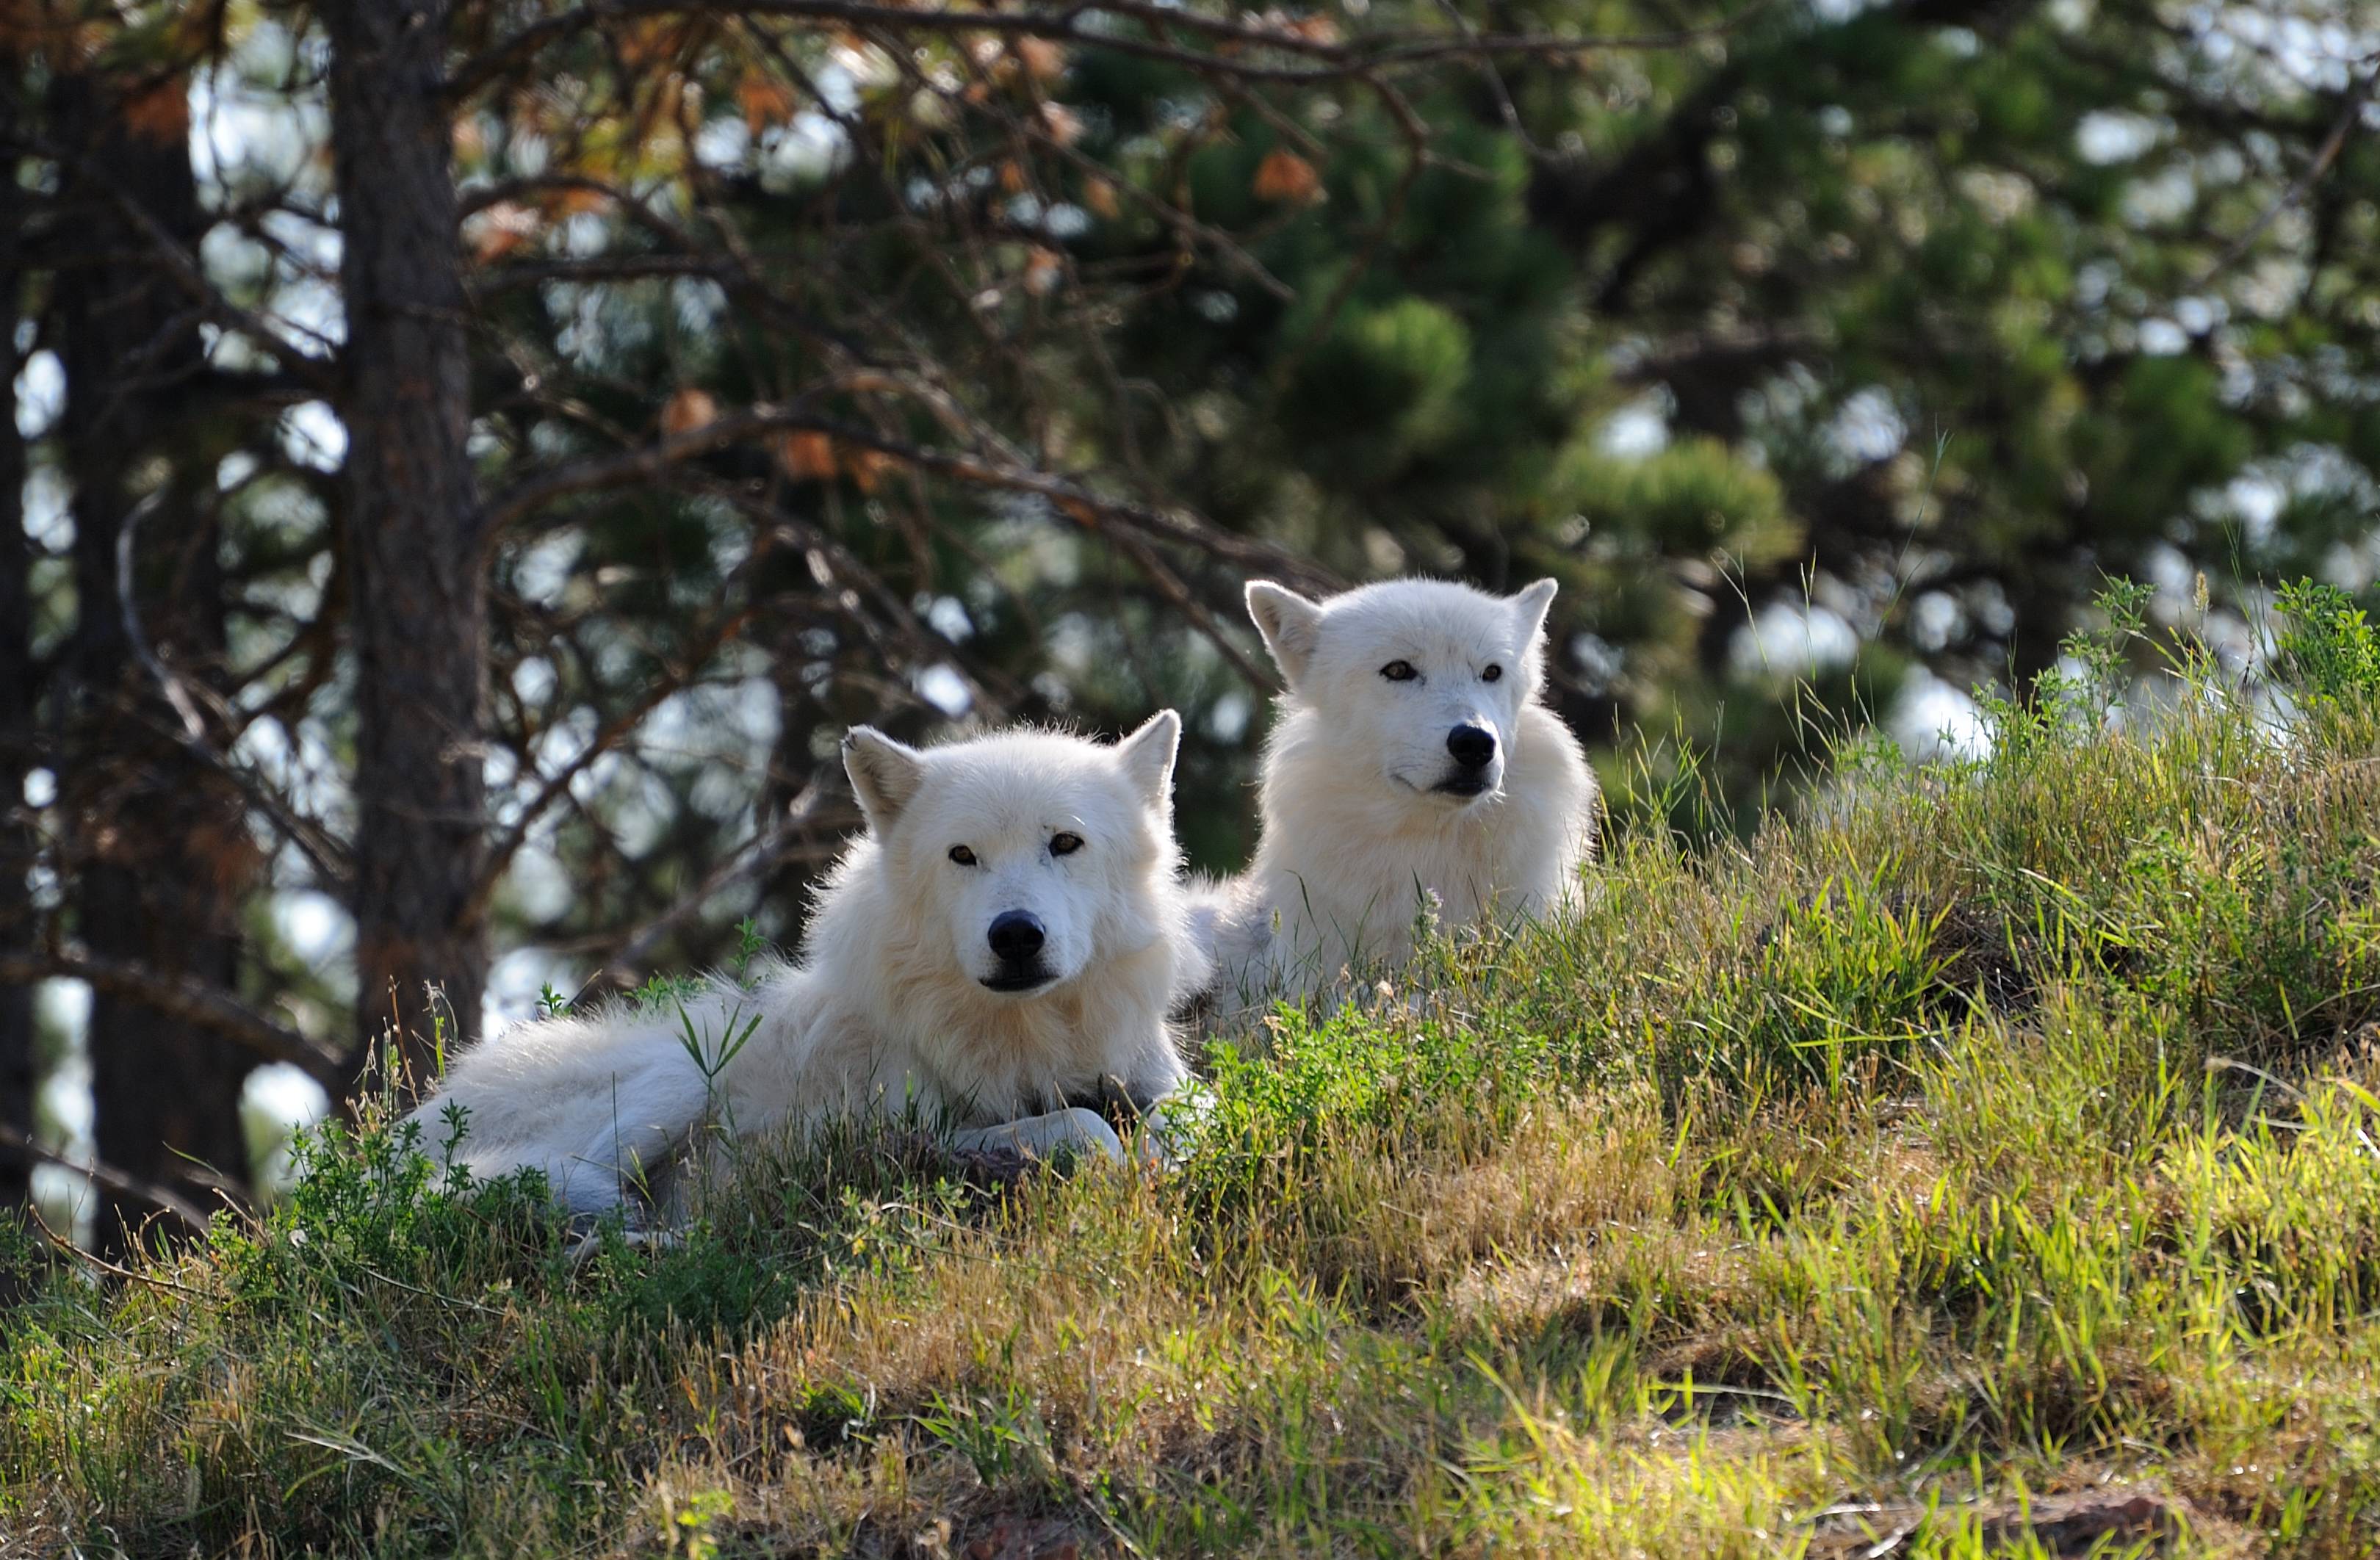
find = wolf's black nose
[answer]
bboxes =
[988,911,1046,962]
[1446,724,1497,770]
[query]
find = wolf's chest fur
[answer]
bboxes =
[1263,764,1548,958]
[1197,693,1593,1008]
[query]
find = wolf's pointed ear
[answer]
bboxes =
[1246,581,1324,689]
[843,726,926,831]
[1510,577,1559,642]
[1114,708,1182,809]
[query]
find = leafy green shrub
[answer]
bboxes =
[2275,579,2380,704]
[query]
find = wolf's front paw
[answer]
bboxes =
[950,1106,1126,1163]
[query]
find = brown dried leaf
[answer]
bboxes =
[660,389,719,437]
[123,78,190,145]
[616,17,689,68]
[189,817,267,896]
[1023,247,1063,296]
[1014,37,1069,79]
[843,447,895,492]
[773,430,839,483]
[737,71,800,134]
[1252,148,1323,204]
[1039,101,1083,145]
[465,201,543,262]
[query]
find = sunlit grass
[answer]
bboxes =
[4,582,2379,1556]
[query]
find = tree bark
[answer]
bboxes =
[0,59,35,1221]
[325,0,489,1084]
[48,68,254,1254]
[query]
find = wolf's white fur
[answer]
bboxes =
[410,714,1204,1213]
[1194,577,1597,1012]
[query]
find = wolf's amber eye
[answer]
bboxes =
[1380,660,1418,682]
[1050,832,1084,856]
[1482,664,1503,682]
[948,845,978,865]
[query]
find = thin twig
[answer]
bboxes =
[7,126,342,388]
[480,404,1338,591]
[0,945,347,1081]
[2193,58,2377,288]
[455,0,1760,98]
[115,492,352,887]
[591,765,848,990]
[0,1127,214,1235]
[461,605,761,929]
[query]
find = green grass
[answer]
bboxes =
[6,582,2380,1556]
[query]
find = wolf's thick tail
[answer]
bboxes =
[406,1034,716,1217]
[1181,872,1241,971]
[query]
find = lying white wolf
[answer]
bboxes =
[1194,577,1598,1013]
[411,714,1205,1214]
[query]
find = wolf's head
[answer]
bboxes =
[1245,577,1559,812]
[839,713,1182,996]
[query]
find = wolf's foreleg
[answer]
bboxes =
[949,1106,1125,1163]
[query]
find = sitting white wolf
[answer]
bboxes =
[1194,577,1598,1014]
[410,714,1205,1214]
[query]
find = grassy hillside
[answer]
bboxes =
[6,584,2380,1558]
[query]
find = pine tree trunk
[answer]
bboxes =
[0,59,35,1221]
[48,70,253,1254]
[325,0,489,1085]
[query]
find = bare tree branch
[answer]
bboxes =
[2192,55,2379,287]
[7,129,344,391]
[116,494,352,888]
[480,403,1339,590]
[0,947,348,1083]
[456,0,1766,97]
[585,762,854,989]
[0,1124,214,1234]
[462,604,761,928]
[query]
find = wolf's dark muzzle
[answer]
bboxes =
[981,910,1056,991]
[1446,723,1497,770]
[988,910,1046,962]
